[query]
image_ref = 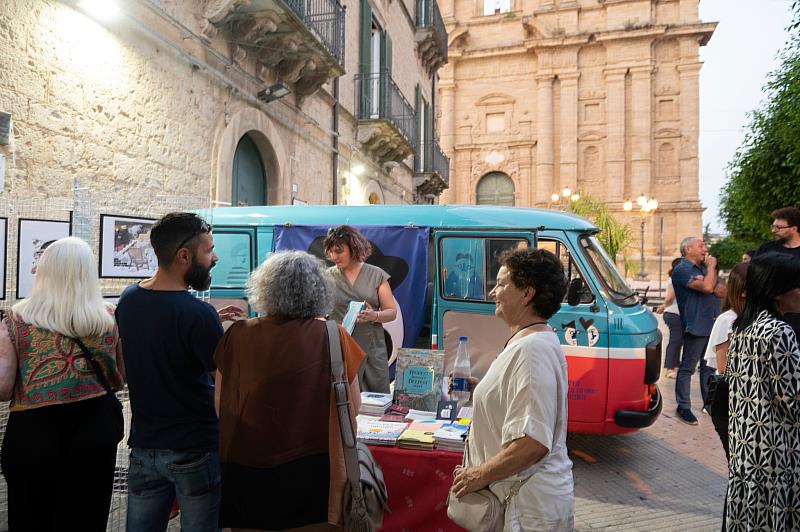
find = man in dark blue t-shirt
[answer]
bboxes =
[671,236,722,426]
[116,212,243,532]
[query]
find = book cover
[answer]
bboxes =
[393,348,445,412]
[342,301,365,334]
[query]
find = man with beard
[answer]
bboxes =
[116,212,243,532]
[755,207,800,334]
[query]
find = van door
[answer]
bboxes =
[433,230,535,381]
[539,231,609,424]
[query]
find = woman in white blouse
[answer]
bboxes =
[656,258,684,379]
[704,262,747,460]
[451,248,573,531]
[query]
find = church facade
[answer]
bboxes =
[438,0,715,266]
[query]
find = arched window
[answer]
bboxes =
[232,134,266,206]
[476,172,515,206]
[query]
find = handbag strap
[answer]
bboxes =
[461,439,532,505]
[72,337,114,395]
[325,320,366,504]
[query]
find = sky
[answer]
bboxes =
[699,0,793,234]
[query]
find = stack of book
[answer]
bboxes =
[359,392,393,417]
[355,415,408,446]
[397,420,443,451]
[434,423,469,452]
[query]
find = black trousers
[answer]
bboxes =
[1,396,120,532]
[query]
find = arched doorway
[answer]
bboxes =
[232,134,266,206]
[476,172,515,206]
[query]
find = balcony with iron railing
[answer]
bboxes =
[201,0,345,97]
[355,71,417,164]
[414,139,450,196]
[415,0,448,73]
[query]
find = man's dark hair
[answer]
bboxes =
[149,212,211,267]
[498,248,567,319]
[771,207,800,228]
[733,252,800,332]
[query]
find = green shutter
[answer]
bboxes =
[425,100,432,172]
[359,0,373,117]
[379,31,392,116]
[415,85,421,171]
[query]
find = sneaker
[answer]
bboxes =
[701,407,709,415]
[676,408,698,425]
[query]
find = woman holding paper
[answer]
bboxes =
[450,248,574,531]
[325,225,397,393]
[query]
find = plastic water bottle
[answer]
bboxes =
[451,336,472,406]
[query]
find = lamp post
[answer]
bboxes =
[624,194,658,280]
[549,187,580,211]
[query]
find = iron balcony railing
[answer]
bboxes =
[284,0,346,68]
[416,139,450,186]
[415,0,447,59]
[356,71,417,147]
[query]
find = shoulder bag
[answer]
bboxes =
[446,438,531,531]
[326,320,389,532]
[704,370,729,417]
[73,337,125,443]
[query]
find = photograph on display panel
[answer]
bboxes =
[16,217,72,299]
[99,214,157,278]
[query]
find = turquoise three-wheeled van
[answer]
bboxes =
[201,205,662,434]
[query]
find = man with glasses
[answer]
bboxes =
[755,207,800,259]
[116,212,243,532]
[756,207,800,335]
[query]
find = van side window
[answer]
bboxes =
[210,232,253,288]
[440,237,527,301]
[538,239,594,304]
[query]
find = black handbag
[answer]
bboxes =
[704,373,729,417]
[73,337,125,443]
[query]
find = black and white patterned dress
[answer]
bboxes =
[726,310,800,531]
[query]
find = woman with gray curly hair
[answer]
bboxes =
[213,251,365,531]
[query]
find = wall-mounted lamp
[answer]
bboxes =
[257,83,290,103]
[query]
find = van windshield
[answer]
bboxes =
[579,235,637,304]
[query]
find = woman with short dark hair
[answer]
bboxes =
[323,225,396,393]
[214,250,365,531]
[725,253,800,531]
[451,248,574,531]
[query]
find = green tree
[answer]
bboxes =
[719,4,800,240]
[708,237,760,271]
[567,194,633,270]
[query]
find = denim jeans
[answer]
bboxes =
[127,447,221,532]
[663,312,684,369]
[675,333,713,411]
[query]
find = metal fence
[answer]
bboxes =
[356,71,417,147]
[285,0,346,68]
[415,0,447,59]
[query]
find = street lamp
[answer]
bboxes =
[549,188,580,211]
[624,194,658,280]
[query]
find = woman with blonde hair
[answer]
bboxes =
[0,237,125,531]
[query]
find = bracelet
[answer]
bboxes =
[373,310,380,323]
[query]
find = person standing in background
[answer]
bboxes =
[656,258,684,379]
[671,237,722,426]
[324,225,396,393]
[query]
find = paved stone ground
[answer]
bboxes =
[570,371,727,532]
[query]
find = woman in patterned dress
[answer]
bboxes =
[324,225,397,393]
[0,237,125,531]
[725,252,800,531]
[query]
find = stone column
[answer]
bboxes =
[677,62,701,202]
[536,74,554,204]
[439,81,457,203]
[629,65,653,198]
[559,71,580,194]
[603,67,627,201]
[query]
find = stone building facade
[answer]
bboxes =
[0,0,447,210]
[438,0,715,266]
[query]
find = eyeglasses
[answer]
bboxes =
[327,227,346,239]
[771,224,793,231]
[175,221,211,255]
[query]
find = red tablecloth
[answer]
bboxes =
[368,445,467,532]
